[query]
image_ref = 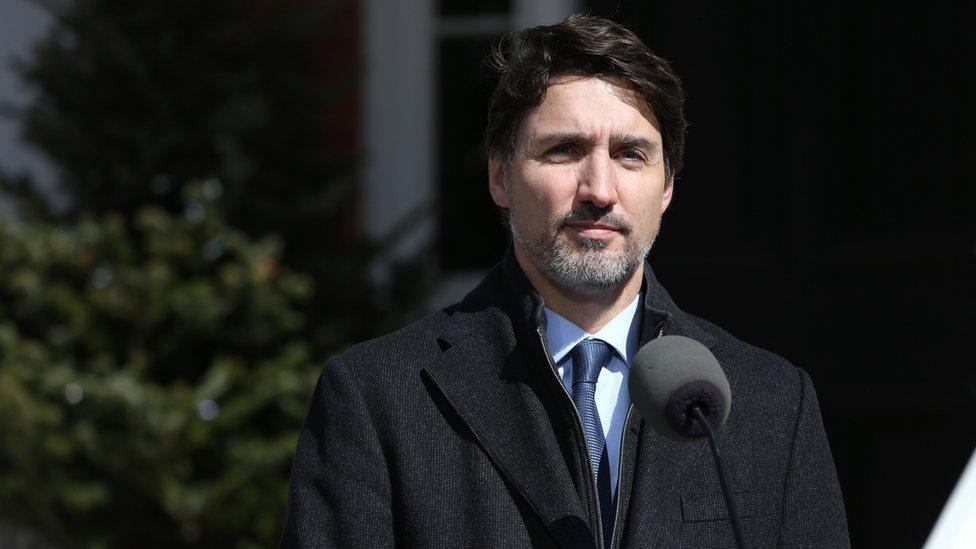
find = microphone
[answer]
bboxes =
[629,335,747,549]
[629,335,731,440]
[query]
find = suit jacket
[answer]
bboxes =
[281,251,851,548]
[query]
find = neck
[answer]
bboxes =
[514,246,644,333]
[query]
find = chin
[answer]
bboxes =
[574,237,612,251]
[563,231,616,251]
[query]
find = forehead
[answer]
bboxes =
[518,75,660,144]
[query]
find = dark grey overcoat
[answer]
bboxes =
[281,251,850,548]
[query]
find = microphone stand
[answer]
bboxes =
[690,406,748,549]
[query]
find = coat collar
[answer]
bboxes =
[422,248,716,546]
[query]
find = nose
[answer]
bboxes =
[577,152,619,209]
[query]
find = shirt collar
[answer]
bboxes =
[543,292,643,366]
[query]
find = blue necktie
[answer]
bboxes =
[570,338,615,547]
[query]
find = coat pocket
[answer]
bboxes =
[680,489,765,523]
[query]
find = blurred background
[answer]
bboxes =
[0,0,972,547]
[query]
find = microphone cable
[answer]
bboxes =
[690,405,747,549]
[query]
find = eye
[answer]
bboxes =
[617,148,647,163]
[544,143,580,162]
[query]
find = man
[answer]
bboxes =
[281,15,850,548]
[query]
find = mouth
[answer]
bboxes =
[564,221,622,239]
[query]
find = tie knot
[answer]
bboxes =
[571,338,612,385]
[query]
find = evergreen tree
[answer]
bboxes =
[0,183,320,547]
[3,0,388,341]
[0,0,426,546]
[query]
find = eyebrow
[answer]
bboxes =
[530,131,591,150]
[530,131,658,152]
[615,135,657,152]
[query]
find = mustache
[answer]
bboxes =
[556,204,632,235]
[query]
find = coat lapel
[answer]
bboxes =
[422,304,595,547]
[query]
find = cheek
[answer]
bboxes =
[518,168,578,214]
[620,188,665,235]
[621,187,659,217]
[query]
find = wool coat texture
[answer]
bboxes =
[281,251,851,548]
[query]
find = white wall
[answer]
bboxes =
[0,0,55,216]
[362,0,581,306]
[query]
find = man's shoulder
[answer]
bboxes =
[334,309,453,372]
[681,311,824,450]
[329,265,511,377]
[681,310,807,394]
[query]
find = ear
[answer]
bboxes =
[660,176,674,212]
[488,155,510,208]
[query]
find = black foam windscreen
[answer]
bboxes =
[629,335,731,441]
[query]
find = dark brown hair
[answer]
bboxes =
[485,14,687,181]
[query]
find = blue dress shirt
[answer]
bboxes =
[543,293,642,496]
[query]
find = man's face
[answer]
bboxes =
[489,75,673,293]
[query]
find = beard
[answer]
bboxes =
[510,202,656,294]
